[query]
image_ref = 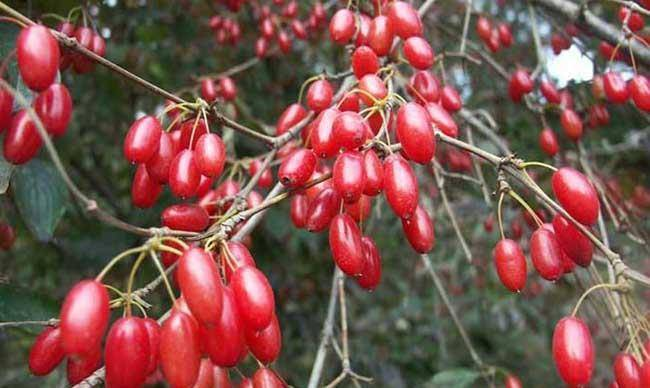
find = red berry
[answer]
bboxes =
[306,79,333,112]
[105,317,150,388]
[552,214,593,267]
[277,30,292,54]
[424,102,458,138]
[368,15,394,56]
[498,23,513,47]
[401,204,435,253]
[338,93,360,112]
[529,228,563,281]
[162,204,210,232]
[33,83,73,136]
[0,88,13,132]
[629,75,650,112]
[560,109,583,141]
[552,167,600,225]
[160,310,201,388]
[3,110,42,165]
[276,103,307,135]
[66,348,101,385]
[17,25,60,91]
[355,14,372,46]
[396,102,435,164]
[278,148,317,188]
[441,85,462,112]
[641,361,650,387]
[363,149,383,195]
[178,247,224,326]
[218,77,237,101]
[194,133,226,178]
[306,187,341,232]
[253,367,285,388]
[357,236,382,290]
[540,80,561,104]
[383,154,419,219]
[29,326,64,376]
[169,149,201,198]
[231,265,275,331]
[290,193,309,228]
[358,74,388,105]
[193,358,215,388]
[124,116,162,163]
[476,16,492,42]
[613,352,642,388]
[386,1,422,38]
[255,37,269,58]
[329,9,355,44]
[538,127,559,157]
[145,132,175,184]
[312,108,341,158]
[351,46,380,79]
[204,287,247,367]
[131,164,162,208]
[603,72,629,103]
[333,151,366,203]
[245,313,282,364]
[618,6,645,31]
[493,238,527,292]
[552,316,594,386]
[408,71,440,103]
[504,374,522,388]
[291,19,308,40]
[332,111,367,151]
[201,78,218,102]
[142,318,160,374]
[60,280,110,357]
[403,36,434,70]
[329,213,365,276]
[72,27,95,74]
[222,241,256,283]
[344,194,371,222]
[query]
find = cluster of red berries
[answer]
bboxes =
[56,21,106,74]
[208,15,242,46]
[200,75,237,103]
[493,167,599,292]
[475,15,512,53]
[252,0,327,57]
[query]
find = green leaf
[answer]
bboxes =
[0,153,13,194]
[12,159,68,242]
[0,284,58,325]
[427,368,480,388]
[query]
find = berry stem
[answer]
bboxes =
[95,246,147,282]
[125,251,147,316]
[571,283,623,317]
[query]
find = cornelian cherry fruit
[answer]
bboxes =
[493,238,527,292]
[552,316,594,386]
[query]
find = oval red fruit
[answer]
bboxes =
[278,148,317,188]
[529,228,563,281]
[552,167,600,225]
[105,317,150,388]
[160,311,201,388]
[29,326,65,376]
[33,83,73,136]
[401,205,435,253]
[552,316,594,386]
[178,247,224,326]
[493,239,527,292]
[329,213,365,276]
[17,25,60,91]
[396,102,435,164]
[383,154,419,219]
[124,116,162,163]
[231,265,275,331]
[60,280,110,357]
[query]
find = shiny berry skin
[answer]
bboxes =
[493,239,527,292]
[290,193,309,228]
[218,77,237,101]
[424,102,458,138]
[504,374,522,388]
[17,25,60,91]
[223,241,257,283]
[123,116,162,163]
[329,9,355,44]
[540,80,561,104]
[641,361,650,387]
[560,109,583,141]
[396,102,435,164]
[441,86,462,112]
[29,326,64,376]
[162,204,210,232]
[409,71,440,103]
[255,37,269,58]
[306,79,333,113]
[194,133,226,178]
[403,37,434,70]
[529,228,563,281]
[552,316,594,386]
[329,213,365,276]
[142,318,160,374]
[332,111,367,151]
[278,30,293,54]
[245,313,282,364]
[200,78,217,102]
[613,352,641,388]
[383,154,419,219]
[368,15,394,56]
[0,88,13,132]
[539,127,559,157]
[204,287,246,367]
[179,118,208,150]
[355,14,372,46]
[552,214,593,267]
[178,247,224,326]
[160,310,201,388]
[71,27,95,74]
[357,236,382,290]
[253,367,285,388]
[387,1,422,38]
[33,83,73,136]
[344,194,371,222]
[169,149,201,198]
[66,348,101,385]
[618,6,645,31]
[291,19,308,40]
[105,317,150,388]
[278,148,317,188]
[339,93,360,112]
[498,23,513,47]
[333,151,366,203]
[312,108,340,158]
[131,164,162,208]
[476,17,492,41]
[59,279,110,357]
[145,132,175,184]
[276,103,307,135]
[401,205,435,253]
[351,46,380,79]
[358,74,388,106]
[231,265,275,331]
[3,110,42,165]
[192,358,215,388]
[629,75,650,112]
[604,72,629,103]
[363,149,383,195]
[306,187,341,232]
[552,167,600,225]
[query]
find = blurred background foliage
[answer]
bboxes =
[0,0,649,387]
